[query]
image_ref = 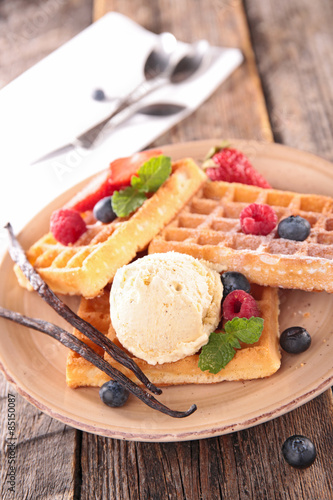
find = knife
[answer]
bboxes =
[30,101,187,165]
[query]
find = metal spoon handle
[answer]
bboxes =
[77,78,164,148]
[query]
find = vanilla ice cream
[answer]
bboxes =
[110,252,223,365]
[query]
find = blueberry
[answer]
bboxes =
[282,435,316,469]
[93,196,117,223]
[92,88,106,101]
[277,215,311,241]
[221,271,251,301]
[280,326,311,354]
[99,380,129,408]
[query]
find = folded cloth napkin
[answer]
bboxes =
[0,12,242,247]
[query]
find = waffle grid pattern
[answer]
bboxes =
[149,181,333,292]
[25,217,123,271]
[14,159,207,297]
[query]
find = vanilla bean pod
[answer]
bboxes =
[5,223,161,395]
[0,306,196,417]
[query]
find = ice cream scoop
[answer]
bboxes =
[110,252,223,365]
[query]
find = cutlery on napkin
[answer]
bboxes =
[0,12,243,242]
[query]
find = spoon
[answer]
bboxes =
[169,40,210,83]
[138,102,186,116]
[91,33,177,103]
[143,32,177,80]
[75,38,209,148]
[91,32,178,114]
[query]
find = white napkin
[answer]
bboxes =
[0,12,242,249]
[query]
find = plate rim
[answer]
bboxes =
[1,353,332,442]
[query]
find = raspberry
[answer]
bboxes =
[50,208,87,245]
[223,290,260,321]
[240,203,277,236]
[205,148,271,188]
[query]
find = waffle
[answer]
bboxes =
[149,181,333,293]
[14,158,206,298]
[66,284,280,388]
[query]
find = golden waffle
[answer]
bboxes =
[14,159,206,298]
[66,284,280,388]
[149,181,333,293]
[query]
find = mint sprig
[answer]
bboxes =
[198,317,264,374]
[111,187,146,218]
[131,155,171,192]
[111,155,172,217]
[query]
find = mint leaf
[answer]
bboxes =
[111,187,146,218]
[198,317,264,374]
[224,316,264,344]
[198,332,237,374]
[131,155,171,193]
[111,155,172,217]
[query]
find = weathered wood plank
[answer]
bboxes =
[0,0,93,88]
[0,374,80,499]
[79,392,333,500]
[93,0,273,145]
[228,390,333,500]
[244,0,333,161]
[0,1,92,498]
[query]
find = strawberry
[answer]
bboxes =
[67,149,162,213]
[66,170,125,213]
[108,149,162,185]
[204,144,271,188]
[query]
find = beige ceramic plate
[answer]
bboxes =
[1,140,333,442]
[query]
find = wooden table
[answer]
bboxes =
[1,0,333,498]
